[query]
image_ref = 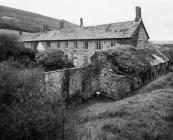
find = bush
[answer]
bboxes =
[0,63,64,140]
[35,50,74,71]
[0,34,36,65]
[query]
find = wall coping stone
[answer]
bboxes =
[44,66,88,74]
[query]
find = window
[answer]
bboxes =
[110,41,116,47]
[46,41,50,47]
[57,41,60,48]
[96,41,101,50]
[74,41,78,49]
[31,42,38,49]
[65,42,68,49]
[84,42,89,49]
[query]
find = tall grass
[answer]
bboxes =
[64,73,173,140]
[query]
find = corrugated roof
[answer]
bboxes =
[20,20,141,42]
[137,48,169,66]
[150,59,161,66]
[152,54,165,63]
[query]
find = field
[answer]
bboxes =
[64,73,173,140]
[0,5,77,32]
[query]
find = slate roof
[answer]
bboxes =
[137,48,169,66]
[20,20,142,42]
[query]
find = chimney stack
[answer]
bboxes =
[80,18,83,27]
[135,6,142,22]
[43,25,49,32]
[60,21,64,29]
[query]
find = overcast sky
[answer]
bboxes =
[0,0,173,40]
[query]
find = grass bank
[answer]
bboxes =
[64,72,173,140]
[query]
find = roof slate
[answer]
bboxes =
[20,20,141,42]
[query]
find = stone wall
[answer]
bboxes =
[44,66,95,103]
[99,66,131,99]
[44,63,135,104]
[44,69,65,102]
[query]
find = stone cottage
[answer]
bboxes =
[19,6,149,67]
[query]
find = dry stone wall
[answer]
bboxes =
[44,66,95,104]
[99,66,131,99]
[44,64,134,104]
[44,69,65,102]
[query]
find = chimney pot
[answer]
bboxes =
[43,25,49,32]
[60,21,64,29]
[80,18,83,27]
[135,6,142,22]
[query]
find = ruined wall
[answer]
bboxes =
[44,64,132,103]
[44,61,165,104]
[44,66,94,103]
[44,69,65,102]
[99,66,131,99]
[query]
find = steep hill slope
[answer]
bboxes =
[0,5,78,32]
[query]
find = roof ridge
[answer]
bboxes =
[84,20,136,28]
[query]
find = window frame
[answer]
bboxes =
[84,41,89,50]
[110,40,116,47]
[74,41,78,50]
[57,41,60,48]
[96,41,102,50]
[65,42,68,49]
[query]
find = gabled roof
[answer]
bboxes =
[140,20,150,39]
[20,20,142,42]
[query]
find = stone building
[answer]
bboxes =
[90,45,169,98]
[20,7,149,67]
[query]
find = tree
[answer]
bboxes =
[35,49,74,71]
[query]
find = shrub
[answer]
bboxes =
[0,63,64,140]
[35,50,74,71]
[0,34,36,66]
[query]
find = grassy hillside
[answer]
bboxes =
[0,5,78,33]
[151,40,173,45]
[64,73,173,140]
